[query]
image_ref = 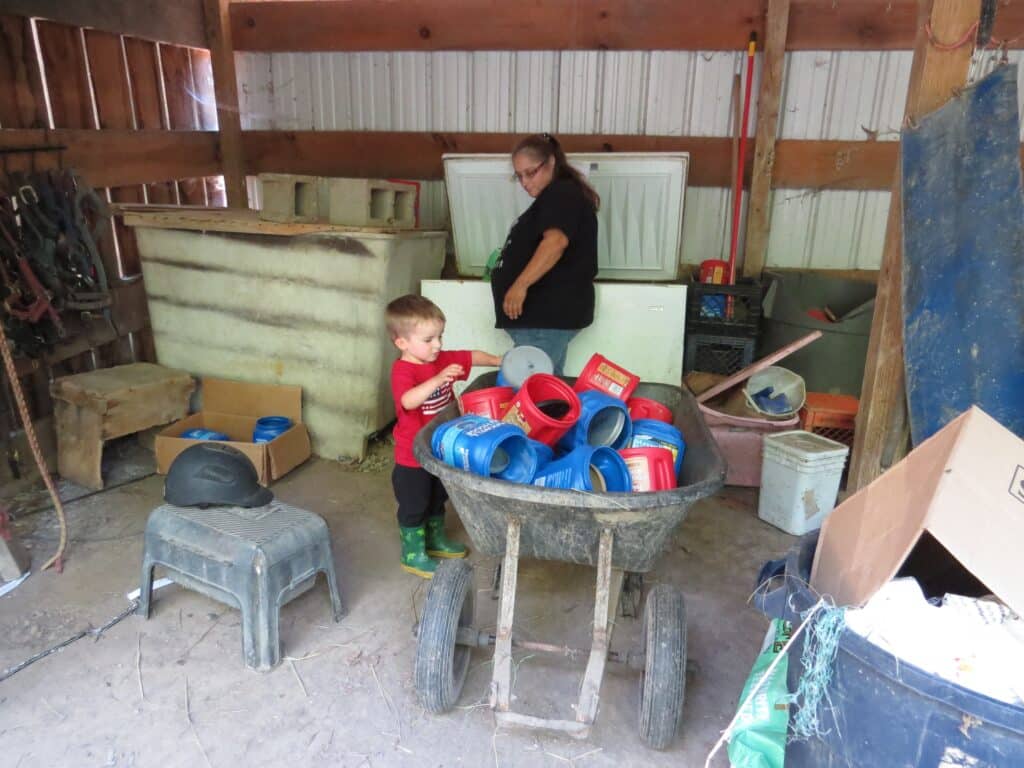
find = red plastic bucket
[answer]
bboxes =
[502,373,581,447]
[461,386,514,419]
[573,353,640,401]
[627,396,673,424]
[619,447,677,492]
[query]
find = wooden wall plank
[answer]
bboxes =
[229,0,1024,52]
[848,0,982,490]
[743,0,790,278]
[84,30,132,129]
[204,0,247,208]
[0,129,220,188]
[189,48,217,130]
[0,0,206,49]
[239,130,918,190]
[109,185,144,275]
[35,20,94,129]
[160,44,207,204]
[123,37,178,203]
[0,15,48,128]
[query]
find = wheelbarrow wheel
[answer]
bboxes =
[638,584,687,749]
[414,559,475,713]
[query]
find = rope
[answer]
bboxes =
[786,603,847,742]
[925,20,980,51]
[0,324,67,572]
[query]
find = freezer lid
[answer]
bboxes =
[443,152,689,281]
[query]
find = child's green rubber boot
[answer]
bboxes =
[399,525,437,578]
[425,516,468,559]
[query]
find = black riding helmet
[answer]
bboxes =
[164,443,273,508]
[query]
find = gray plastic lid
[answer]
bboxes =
[500,346,553,388]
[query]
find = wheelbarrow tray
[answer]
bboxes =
[414,373,726,573]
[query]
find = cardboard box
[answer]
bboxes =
[810,406,1024,618]
[155,378,311,485]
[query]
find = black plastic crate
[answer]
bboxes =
[688,280,762,335]
[684,332,756,375]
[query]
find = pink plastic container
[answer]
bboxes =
[699,402,799,487]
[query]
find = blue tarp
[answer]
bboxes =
[901,64,1024,443]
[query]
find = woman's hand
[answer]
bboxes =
[503,282,528,320]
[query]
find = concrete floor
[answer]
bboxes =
[0,445,793,768]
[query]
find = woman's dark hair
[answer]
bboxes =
[512,133,600,212]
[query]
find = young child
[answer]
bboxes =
[386,295,502,578]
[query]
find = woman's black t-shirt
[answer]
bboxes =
[490,177,598,330]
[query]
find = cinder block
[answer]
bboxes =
[322,178,417,228]
[0,530,30,581]
[258,174,322,223]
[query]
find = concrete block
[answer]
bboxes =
[258,174,322,223]
[322,178,417,228]
[0,526,30,581]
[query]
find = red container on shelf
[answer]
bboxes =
[460,386,515,420]
[619,447,677,492]
[502,374,581,447]
[627,396,673,424]
[573,354,640,401]
[700,259,729,284]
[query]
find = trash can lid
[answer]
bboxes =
[500,346,553,389]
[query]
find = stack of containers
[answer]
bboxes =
[757,430,849,535]
[439,351,689,495]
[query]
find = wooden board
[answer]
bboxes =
[160,44,198,130]
[239,129,920,190]
[189,48,218,130]
[743,0,790,278]
[204,0,247,208]
[0,129,220,188]
[84,29,134,130]
[848,0,981,490]
[229,0,1024,52]
[0,0,207,49]
[0,14,48,128]
[109,185,145,275]
[35,20,94,129]
[123,37,164,130]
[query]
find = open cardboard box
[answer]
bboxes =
[155,378,311,485]
[811,406,1024,618]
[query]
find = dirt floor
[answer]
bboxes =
[0,439,793,768]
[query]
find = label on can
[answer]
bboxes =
[623,456,650,492]
[502,403,532,435]
[593,363,630,397]
[632,436,678,463]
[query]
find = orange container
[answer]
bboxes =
[502,374,581,447]
[799,392,859,447]
[573,354,639,401]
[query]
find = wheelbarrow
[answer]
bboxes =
[412,373,726,749]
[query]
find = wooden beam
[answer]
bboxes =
[848,0,981,491]
[203,0,246,208]
[0,129,220,187]
[0,14,47,128]
[238,130,923,190]
[229,0,1024,52]
[743,0,790,278]
[0,0,206,49]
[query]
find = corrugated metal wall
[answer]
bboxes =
[236,50,1024,271]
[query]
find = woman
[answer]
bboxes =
[490,133,600,376]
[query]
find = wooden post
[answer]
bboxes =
[848,0,981,490]
[742,0,790,278]
[203,0,247,208]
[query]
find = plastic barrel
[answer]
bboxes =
[430,414,537,483]
[573,353,640,401]
[181,428,230,441]
[630,419,686,477]
[627,396,674,424]
[528,439,555,468]
[502,373,581,447]
[557,389,632,452]
[532,445,631,492]
[497,346,553,389]
[461,386,515,419]
[253,416,293,443]
[619,447,677,492]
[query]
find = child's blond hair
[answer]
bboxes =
[385,294,446,341]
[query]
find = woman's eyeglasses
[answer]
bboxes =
[511,160,546,184]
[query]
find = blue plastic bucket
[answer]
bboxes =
[557,390,632,452]
[253,415,293,443]
[529,439,555,468]
[181,428,230,441]
[532,445,631,492]
[630,419,686,477]
[431,414,537,483]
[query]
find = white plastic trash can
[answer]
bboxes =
[758,430,849,535]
